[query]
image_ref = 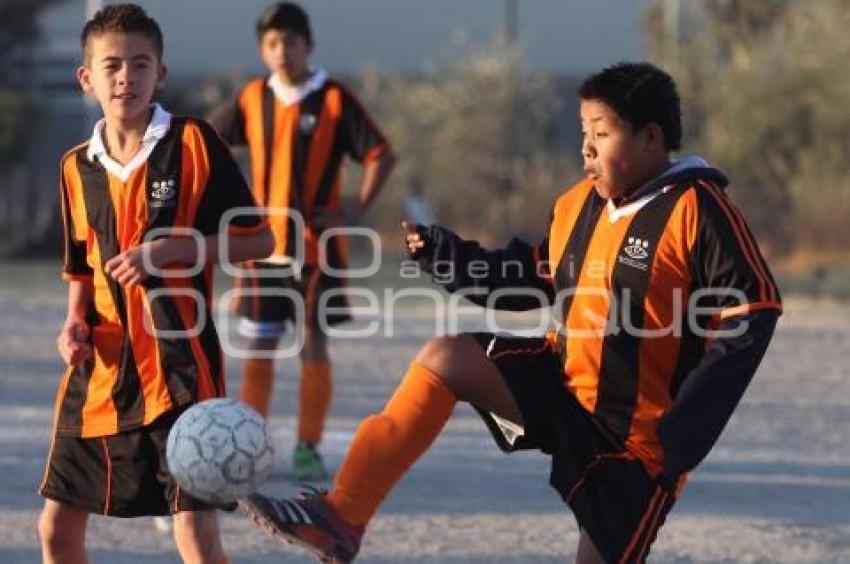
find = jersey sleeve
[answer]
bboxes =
[208,97,247,147]
[657,308,778,478]
[60,159,93,281]
[690,182,782,320]
[337,84,389,163]
[194,120,266,236]
[410,223,555,311]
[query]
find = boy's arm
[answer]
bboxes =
[353,148,396,220]
[58,162,94,365]
[312,82,395,228]
[657,181,784,480]
[312,148,396,229]
[146,230,274,269]
[208,98,247,147]
[175,231,274,266]
[103,229,274,286]
[657,309,778,479]
[403,221,554,311]
[57,279,93,366]
[104,119,273,285]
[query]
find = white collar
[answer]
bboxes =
[606,186,674,223]
[267,67,328,107]
[86,103,172,182]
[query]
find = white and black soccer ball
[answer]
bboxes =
[166,398,274,504]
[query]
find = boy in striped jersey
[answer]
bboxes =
[211,2,396,481]
[239,62,781,563]
[39,5,273,563]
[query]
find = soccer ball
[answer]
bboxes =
[166,398,274,504]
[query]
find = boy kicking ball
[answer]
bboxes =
[238,62,781,563]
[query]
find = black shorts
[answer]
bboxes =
[40,408,228,517]
[470,332,678,563]
[232,262,351,338]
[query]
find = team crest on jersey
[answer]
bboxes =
[299,113,317,134]
[150,179,177,208]
[618,236,650,271]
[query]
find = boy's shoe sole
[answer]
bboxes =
[238,491,362,564]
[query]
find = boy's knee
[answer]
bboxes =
[414,335,482,397]
[245,334,280,353]
[300,328,328,361]
[414,336,459,374]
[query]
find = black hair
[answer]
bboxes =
[579,62,682,151]
[256,2,312,45]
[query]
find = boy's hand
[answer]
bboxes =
[401,220,427,256]
[57,318,92,366]
[104,240,166,285]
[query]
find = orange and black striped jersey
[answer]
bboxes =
[58,111,265,438]
[212,74,389,266]
[548,165,781,474]
[414,160,782,475]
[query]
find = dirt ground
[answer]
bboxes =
[0,262,847,563]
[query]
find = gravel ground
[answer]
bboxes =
[0,265,847,563]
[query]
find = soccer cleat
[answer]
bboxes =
[238,488,364,563]
[292,442,328,482]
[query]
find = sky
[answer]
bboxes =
[44,0,650,75]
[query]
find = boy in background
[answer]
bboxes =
[211,2,396,481]
[38,5,273,563]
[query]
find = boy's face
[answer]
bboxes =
[580,98,667,200]
[259,29,311,83]
[77,31,165,123]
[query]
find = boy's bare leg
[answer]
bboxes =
[302,323,328,363]
[414,335,522,424]
[173,510,227,564]
[576,530,605,564]
[38,499,89,564]
[240,335,280,418]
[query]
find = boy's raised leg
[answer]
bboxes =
[240,334,521,561]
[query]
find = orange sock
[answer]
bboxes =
[240,358,274,417]
[326,362,456,526]
[298,360,333,446]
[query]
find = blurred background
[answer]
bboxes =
[1,0,848,290]
[1,3,849,562]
